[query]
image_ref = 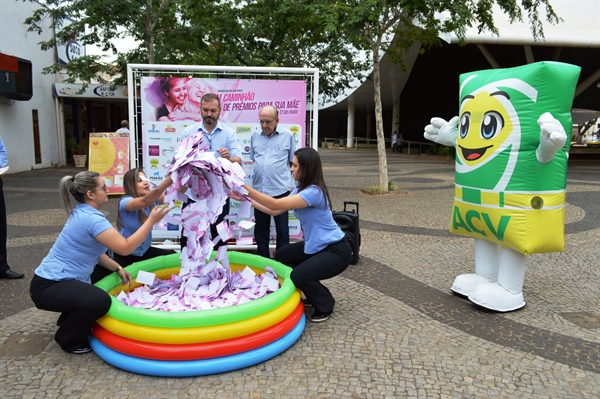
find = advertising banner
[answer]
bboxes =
[89,133,130,195]
[140,77,307,241]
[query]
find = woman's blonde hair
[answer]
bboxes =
[59,171,100,215]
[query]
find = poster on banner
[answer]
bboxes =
[140,77,307,241]
[88,133,130,195]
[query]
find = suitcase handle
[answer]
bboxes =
[343,201,359,214]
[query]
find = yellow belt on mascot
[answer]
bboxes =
[451,186,566,254]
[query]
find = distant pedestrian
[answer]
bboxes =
[391,131,398,153]
[398,133,403,153]
[116,120,130,134]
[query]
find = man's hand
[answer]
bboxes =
[216,147,231,160]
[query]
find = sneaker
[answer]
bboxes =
[310,311,332,323]
[69,347,92,354]
[302,298,313,308]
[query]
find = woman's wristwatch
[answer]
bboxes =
[115,266,124,273]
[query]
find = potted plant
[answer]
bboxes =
[66,137,87,167]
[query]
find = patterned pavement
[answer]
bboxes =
[1,149,598,398]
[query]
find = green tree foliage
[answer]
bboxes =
[306,0,559,191]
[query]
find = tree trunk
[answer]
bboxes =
[146,0,155,64]
[372,47,389,192]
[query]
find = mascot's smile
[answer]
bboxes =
[459,144,493,161]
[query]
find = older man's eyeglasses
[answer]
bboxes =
[258,119,276,125]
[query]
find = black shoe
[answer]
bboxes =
[69,347,92,354]
[310,311,332,323]
[0,269,24,279]
[302,298,313,308]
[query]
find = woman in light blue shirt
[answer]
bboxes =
[112,169,175,267]
[30,171,171,354]
[237,147,351,323]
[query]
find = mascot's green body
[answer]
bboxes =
[425,62,580,312]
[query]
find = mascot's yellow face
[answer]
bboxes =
[458,91,514,166]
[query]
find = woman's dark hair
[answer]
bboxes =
[158,77,173,97]
[117,168,148,229]
[158,77,188,99]
[59,171,100,215]
[294,147,333,210]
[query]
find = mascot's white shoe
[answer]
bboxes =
[468,282,526,312]
[451,273,493,297]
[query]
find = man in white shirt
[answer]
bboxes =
[250,105,296,258]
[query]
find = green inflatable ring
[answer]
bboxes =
[94,252,296,328]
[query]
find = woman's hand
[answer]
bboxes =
[116,267,132,287]
[148,204,173,223]
[228,192,242,201]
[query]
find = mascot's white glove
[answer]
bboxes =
[424,116,459,147]
[536,112,567,163]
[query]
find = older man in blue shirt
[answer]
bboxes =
[0,137,24,279]
[250,105,296,258]
[179,93,243,249]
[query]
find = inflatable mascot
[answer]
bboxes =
[424,61,580,312]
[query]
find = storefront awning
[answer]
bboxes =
[54,83,128,99]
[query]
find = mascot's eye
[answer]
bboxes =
[481,111,504,139]
[460,113,470,138]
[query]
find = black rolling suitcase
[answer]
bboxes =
[333,201,360,265]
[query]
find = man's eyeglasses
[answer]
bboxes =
[258,119,276,124]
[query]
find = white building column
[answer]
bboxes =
[347,99,355,148]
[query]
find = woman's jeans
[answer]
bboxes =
[275,237,351,314]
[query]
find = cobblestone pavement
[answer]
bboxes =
[1,149,598,398]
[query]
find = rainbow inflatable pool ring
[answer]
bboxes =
[91,252,305,377]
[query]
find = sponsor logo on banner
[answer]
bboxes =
[236,126,252,134]
[148,124,160,133]
[161,146,175,156]
[150,171,162,181]
[149,137,172,142]
[165,125,177,133]
[150,159,160,169]
[243,146,250,154]
[244,160,253,166]
[148,146,160,156]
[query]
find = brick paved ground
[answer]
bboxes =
[1,149,598,398]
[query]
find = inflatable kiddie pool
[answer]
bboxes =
[91,252,305,377]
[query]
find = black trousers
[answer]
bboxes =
[275,237,351,314]
[0,176,9,272]
[253,191,290,258]
[180,198,230,250]
[30,274,111,352]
